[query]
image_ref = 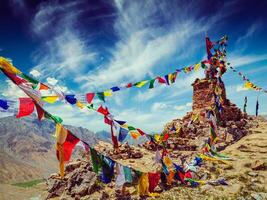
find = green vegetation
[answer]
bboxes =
[11,179,44,188]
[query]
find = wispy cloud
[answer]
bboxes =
[31,1,97,81]
[228,54,267,68]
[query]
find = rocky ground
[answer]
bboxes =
[41,117,267,200]
[1,117,266,200]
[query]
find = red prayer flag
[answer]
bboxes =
[35,103,45,121]
[137,128,145,136]
[57,130,80,162]
[163,133,169,141]
[16,98,35,118]
[157,76,166,84]
[148,172,161,192]
[4,71,27,85]
[97,105,109,116]
[86,93,95,103]
[126,83,133,88]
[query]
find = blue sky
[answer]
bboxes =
[0,0,267,133]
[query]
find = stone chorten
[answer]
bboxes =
[192,78,243,124]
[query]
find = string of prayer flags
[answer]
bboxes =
[0,57,22,74]
[228,63,267,93]
[134,80,149,88]
[16,97,35,118]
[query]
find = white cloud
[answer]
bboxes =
[228,54,267,68]
[46,77,58,86]
[174,102,192,111]
[1,80,27,98]
[29,69,41,77]
[31,1,97,80]
[151,102,168,112]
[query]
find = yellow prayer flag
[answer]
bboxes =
[135,80,148,88]
[56,143,65,178]
[138,173,150,196]
[244,81,253,89]
[42,96,59,104]
[103,90,112,97]
[55,123,68,144]
[168,73,173,83]
[76,101,84,109]
[121,124,129,129]
[0,57,22,74]
[163,156,173,167]
[194,63,201,71]
[154,134,161,142]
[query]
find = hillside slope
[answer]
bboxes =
[0,115,97,183]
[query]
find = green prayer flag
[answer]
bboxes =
[20,73,39,85]
[97,92,105,102]
[128,126,136,131]
[149,79,155,89]
[90,147,102,173]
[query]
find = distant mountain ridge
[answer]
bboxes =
[0,115,99,183]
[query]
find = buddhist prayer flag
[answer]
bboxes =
[65,95,77,105]
[148,172,161,192]
[128,126,136,131]
[16,97,35,118]
[123,166,132,183]
[134,80,148,88]
[0,57,22,74]
[137,128,145,136]
[35,103,45,121]
[0,99,9,110]
[138,173,150,196]
[96,92,105,102]
[164,74,170,85]
[194,63,201,71]
[103,90,112,97]
[97,105,109,116]
[126,83,133,88]
[118,127,128,142]
[20,73,39,85]
[115,164,126,188]
[42,96,58,104]
[157,76,166,84]
[55,123,68,144]
[90,147,102,173]
[58,130,80,162]
[86,93,95,103]
[111,86,120,92]
[149,79,156,89]
[39,83,50,90]
[115,120,126,125]
[130,131,140,139]
[100,156,115,184]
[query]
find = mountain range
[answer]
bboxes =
[0,114,108,184]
